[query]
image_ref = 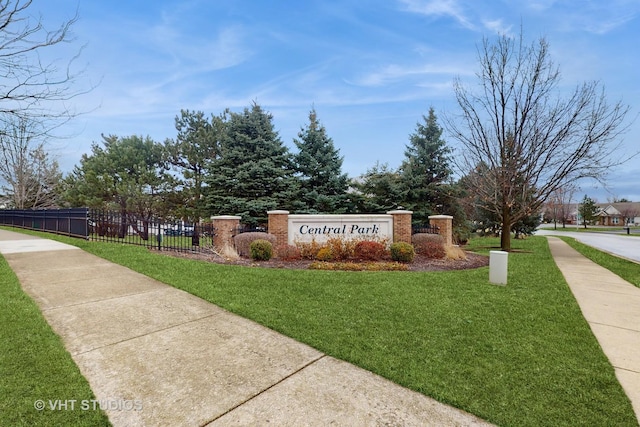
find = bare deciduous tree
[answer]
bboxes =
[0,0,86,123]
[0,115,61,208]
[0,1,89,208]
[618,203,639,226]
[447,31,631,251]
[547,185,577,229]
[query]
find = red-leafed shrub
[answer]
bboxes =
[412,233,446,258]
[354,240,387,261]
[421,240,446,259]
[276,244,301,261]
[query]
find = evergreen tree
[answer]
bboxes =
[400,107,453,225]
[293,108,348,213]
[205,103,298,225]
[165,109,223,221]
[578,195,599,228]
[351,162,404,213]
[63,134,173,239]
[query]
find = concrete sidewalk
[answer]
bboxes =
[0,229,491,427]
[547,237,640,422]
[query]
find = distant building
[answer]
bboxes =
[0,196,11,210]
[563,202,640,226]
[595,202,640,226]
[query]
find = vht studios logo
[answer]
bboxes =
[34,399,143,411]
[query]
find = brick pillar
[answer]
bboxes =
[428,215,453,246]
[267,210,289,248]
[387,210,413,244]
[211,215,241,250]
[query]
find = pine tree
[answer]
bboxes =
[351,162,404,213]
[293,108,348,213]
[205,103,298,225]
[63,134,172,239]
[578,195,599,229]
[400,107,453,224]
[165,109,222,221]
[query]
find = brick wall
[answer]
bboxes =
[387,210,413,244]
[211,216,241,250]
[428,215,453,246]
[267,210,290,248]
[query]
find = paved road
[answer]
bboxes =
[536,229,640,263]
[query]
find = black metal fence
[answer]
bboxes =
[88,209,216,252]
[2,208,436,251]
[412,224,440,235]
[0,208,89,238]
[232,224,268,235]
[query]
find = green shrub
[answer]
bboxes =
[249,239,273,261]
[234,232,276,257]
[412,233,445,258]
[354,240,387,261]
[454,224,472,245]
[390,242,415,263]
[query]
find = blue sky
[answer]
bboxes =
[38,0,639,203]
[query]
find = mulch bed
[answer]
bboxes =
[159,249,489,272]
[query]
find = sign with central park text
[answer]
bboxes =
[288,214,393,244]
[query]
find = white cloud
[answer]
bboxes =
[145,24,252,76]
[351,63,472,87]
[397,0,475,29]
[482,19,513,36]
[525,0,558,12]
[526,0,640,35]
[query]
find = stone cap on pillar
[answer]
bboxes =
[211,215,242,220]
[267,210,290,215]
[387,210,413,215]
[428,214,453,219]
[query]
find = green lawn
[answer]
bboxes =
[0,255,111,427]
[2,227,638,426]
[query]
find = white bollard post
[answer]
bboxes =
[489,250,508,285]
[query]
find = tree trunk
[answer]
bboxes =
[119,208,127,239]
[501,205,512,251]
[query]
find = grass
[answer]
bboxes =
[2,227,638,426]
[88,231,214,250]
[0,254,111,426]
[557,236,640,288]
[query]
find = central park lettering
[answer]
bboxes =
[299,224,381,235]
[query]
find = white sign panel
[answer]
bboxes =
[288,214,393,244]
